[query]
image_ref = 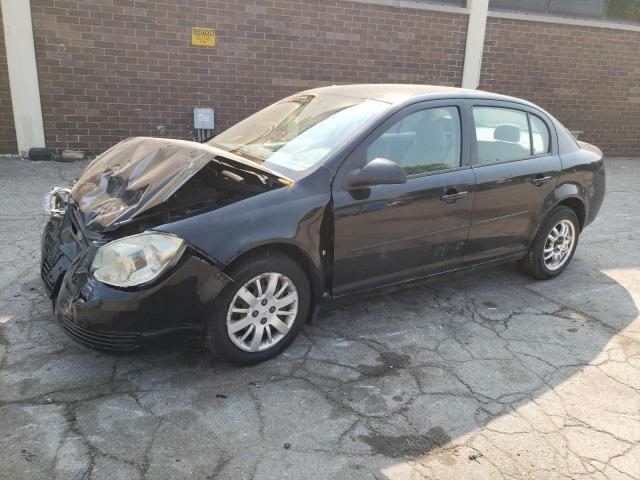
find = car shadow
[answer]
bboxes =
[114,252,639,439]
[305,251,638,461]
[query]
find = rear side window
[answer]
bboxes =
[530,114,550,155]
[473,107,531,164]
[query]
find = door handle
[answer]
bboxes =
[531,175,552,186]
[440,190,469,204]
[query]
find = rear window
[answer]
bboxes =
[556,121,581,153]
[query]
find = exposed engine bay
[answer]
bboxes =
[110,161,284,236]
[67,137,288,236]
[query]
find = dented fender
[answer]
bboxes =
[155,167,335,298]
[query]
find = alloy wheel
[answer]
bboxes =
[226,272,298,352]
[543,219,576,271]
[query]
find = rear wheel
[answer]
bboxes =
[204,253,311,365]
[519,206,580,280]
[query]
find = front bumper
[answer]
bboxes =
[41,207,231,351]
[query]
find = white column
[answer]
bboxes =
[461,0,489,89]
[1,0,45,154]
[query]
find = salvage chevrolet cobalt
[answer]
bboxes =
[41,85,605,365]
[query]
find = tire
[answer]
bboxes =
[519,206,580,280]
[204,252,311,365]
[28,148,53,161]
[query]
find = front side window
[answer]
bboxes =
[208,94,389,177]
[366,106,461,176]
[473,107,531,164]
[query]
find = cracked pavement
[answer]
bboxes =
[1,157,639,480]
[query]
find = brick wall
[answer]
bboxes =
[481,17,640,157]
[0,8,17,154]
[30,0,467,154]
[23,1,640,157]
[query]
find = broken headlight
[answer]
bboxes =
[91,232,186,288]
[42,187,71,217]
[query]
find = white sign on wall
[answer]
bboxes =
[193,108,215,130]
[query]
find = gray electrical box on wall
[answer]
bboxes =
[194,107,214,142]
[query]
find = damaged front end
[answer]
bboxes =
[41,137,290,350]
[70,136,291,233]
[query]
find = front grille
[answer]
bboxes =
[42,203,95,294]
[70,203,90,249]
[43,229,55,254]
[41,257,54,289]
[61,316,141,351]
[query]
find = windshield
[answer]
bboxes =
[207,94,389,176]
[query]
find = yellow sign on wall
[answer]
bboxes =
[191,27,216,47]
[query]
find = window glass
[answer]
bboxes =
[607,0,640,24]
[489,0,640,24]
[473,107,531,164]
[490,0,604,17]
[490,0,547,14]
[529,114,550,155]
[548,0,605,19]
[208,94,389,176]
[556,121,581,153]
[412,0,466,6]
[366,107,461,176]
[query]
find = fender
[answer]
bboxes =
[528,146,604,244]
[156,167,334,303]
[558,144,605,227]
[550,182,588,222]
[527,188,586,246]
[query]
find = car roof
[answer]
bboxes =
[301,83,533,107]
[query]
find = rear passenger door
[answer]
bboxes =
[464,101,561,265]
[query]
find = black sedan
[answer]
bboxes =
[41,85,605,365]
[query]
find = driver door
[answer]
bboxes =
[331,100,476,296]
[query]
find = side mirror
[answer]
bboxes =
[345,158,407,189]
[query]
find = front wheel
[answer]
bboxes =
[519,206,580,280]
[204,252,311,365]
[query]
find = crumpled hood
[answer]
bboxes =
[70,137,288,232]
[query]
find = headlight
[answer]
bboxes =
[42,187,71,216]
[91,232,186,288]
